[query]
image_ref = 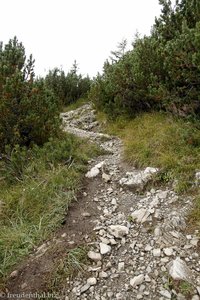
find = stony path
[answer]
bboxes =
[61,104,200,300]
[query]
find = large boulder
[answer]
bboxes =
[119,167,159,190]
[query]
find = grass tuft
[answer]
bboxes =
[62,98,90,112]
[49,246,88,291]
[188,194,200,230]
[103,112,200,193]
[0,133,100,281]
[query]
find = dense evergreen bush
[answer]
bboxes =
[0,37,61,152]
[45,61,92,106]
[89,0,200,119]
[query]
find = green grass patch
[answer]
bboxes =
[178,280,194,297]
[63,98,90,112]
[102,112,200,193]
[163,273,194,299]
[188,194,200,230]
[49,246,88,291]
[0,133,100,281]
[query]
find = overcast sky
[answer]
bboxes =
[1,0,162,77]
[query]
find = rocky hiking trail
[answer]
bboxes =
[3,104,200,300]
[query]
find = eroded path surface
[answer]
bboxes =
[3,104,200,300]
[61,104,200,300]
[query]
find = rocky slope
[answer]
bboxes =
[61,104,200,300]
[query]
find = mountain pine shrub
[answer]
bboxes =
[0,37,61,152]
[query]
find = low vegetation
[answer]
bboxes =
[49,246,88,291]
[168,277,194,299]
[89,0,200,119]
[104,112,200,193]
[44,62,92,107]
[1,0,200,290]
[63,98,89,113]
[0,36,99,283]
[0,133,100,282]
[0,37,100,282]
[188,195,200,229]
[98,111,200,228]
[0,37,61,152]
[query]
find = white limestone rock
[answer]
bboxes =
[152,248,161,257]
[154,227,162,237]
[82,212,91,217]
[85,161,105,178]
[119,167,159,189]
[144,245,152,252]
[163,248,174,256]
[190,237,199,246]
[160,289,171,299]
[87,277,97,286]
[88,251,102,262]
[100,242,111,255]
[102,172,111,183]
[157,191,169,199]
[118,262,125,272]
[99,237,110,244]
[167,257,193,283]
[111,198,117,205]
[108,225,129,239]
[131,208,151,223]
[85,167,100,178]
[110,238,117,245]
[95,161,106,169]
[130,274,144,287]
[99,271,108,278]
[149,197,159,208]
[10,270,19,278]
[192,296,200,300]
[80,283,90,294]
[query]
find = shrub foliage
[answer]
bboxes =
[89,0,200,119]
[44,61,92,107]
[0,37,61,152]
